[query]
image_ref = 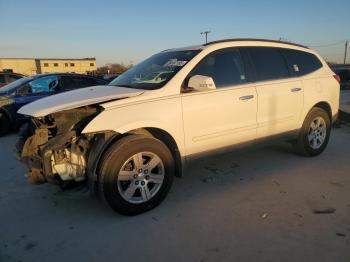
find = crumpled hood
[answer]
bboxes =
[18,85,144,117]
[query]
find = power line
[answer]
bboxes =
[308,40,346,48]
[344,40,348,64]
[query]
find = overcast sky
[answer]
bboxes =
[0,0,349,66]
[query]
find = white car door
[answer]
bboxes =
[181,48,258,156]
[245,47,304,138]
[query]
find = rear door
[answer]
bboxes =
[244,47,304,138]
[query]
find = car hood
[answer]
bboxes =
[18,85,144,117]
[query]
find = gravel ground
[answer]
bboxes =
[0,125,349,262]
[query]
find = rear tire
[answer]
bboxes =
[98,135,174,216]
[0,112,10,137]
[293,107,331,156]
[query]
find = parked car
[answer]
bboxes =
[0,73,108,136]
[330,66,350,90]
[103,74,121,83]
[17,39,340,215]
[0,72,25,88]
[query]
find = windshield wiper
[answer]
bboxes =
[112,84,135,89]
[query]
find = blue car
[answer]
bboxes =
[0,73,108,136]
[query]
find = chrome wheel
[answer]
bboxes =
[117,152,164,204]
[308,116,327,149]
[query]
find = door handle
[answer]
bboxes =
[291,87,302,92]
[239,95,254,101]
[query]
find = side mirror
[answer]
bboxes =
[188,75,216,91]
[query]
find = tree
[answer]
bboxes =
[95,63,132,75]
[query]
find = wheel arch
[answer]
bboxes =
[125,127,184,178]
[88,127,184,195]
[312,101,332,122]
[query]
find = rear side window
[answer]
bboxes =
[72,76,99,88]
[189,48,247,88]
[246,47,289,81]
[60,76,77,90]
[282,49,322,76]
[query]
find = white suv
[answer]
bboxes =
[17,39,340,215]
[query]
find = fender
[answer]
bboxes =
[86,131,121,195]
[81,99,186,158]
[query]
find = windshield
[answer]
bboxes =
[0,76,33,94]
[109,50,201,90]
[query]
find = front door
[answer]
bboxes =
[181,48,258,156]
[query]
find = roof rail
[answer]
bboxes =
[204,38,309,49]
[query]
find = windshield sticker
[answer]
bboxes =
[164,59,187,67]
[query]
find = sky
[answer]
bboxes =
[0,0,349,66]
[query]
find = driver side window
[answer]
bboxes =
[29,75,59,94]
[186,48,247,89]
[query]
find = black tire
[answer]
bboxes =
[0,111,10,137]
[293,107,331,156]
[98,135,174,216]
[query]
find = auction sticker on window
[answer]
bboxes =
[164,59,187,67]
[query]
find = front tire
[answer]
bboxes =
[98,135,174,216]
[294,107,331,156]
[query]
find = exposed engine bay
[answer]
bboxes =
[17,105,105,185]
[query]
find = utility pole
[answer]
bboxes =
[344,40,348,64]
[201,31,211,44]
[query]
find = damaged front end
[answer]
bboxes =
[17,106,103,185]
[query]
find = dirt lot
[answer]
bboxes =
[0,125,350,262]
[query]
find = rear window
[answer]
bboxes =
[7,74,22,82]
[246,47,289,81]
[282,49,322,76]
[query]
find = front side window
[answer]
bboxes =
[0,75,5,83]
[282,49,322,76]
[29,75,59,93]
[246,47,289,81]
[109,50,201,90]
[43,63,49,67]
[188,48,247,88]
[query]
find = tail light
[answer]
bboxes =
[333,74,341,83]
